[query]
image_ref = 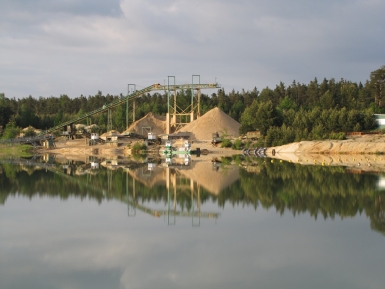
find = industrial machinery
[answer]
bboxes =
[211,132,222,146]
[147,132,161,146]
[161,139,202,164]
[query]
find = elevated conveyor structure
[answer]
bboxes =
[0,81,220,145]
[39,82,220,135]
[0,157,220,224]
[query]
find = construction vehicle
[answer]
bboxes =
[211,132,222,146]
[147,132,161,146]
[122,131,146,139]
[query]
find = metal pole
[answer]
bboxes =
[127,84,136,126]
[126,86,129,129]
[192,75,200,106]
[167,76,175,114]
[192,75,200,120]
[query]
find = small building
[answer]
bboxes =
[90,162,100,170]
[91,133,99,140]
[159,132,191,141]
[148,132,156,140]
[374,114,385,129]
[43,139,55,149]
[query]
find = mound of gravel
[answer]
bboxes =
[177,107,240,140]
[123,112,166,136]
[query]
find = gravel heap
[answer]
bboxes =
[118,107,240,140]
[123,112,166,136]
[177,107,241,140]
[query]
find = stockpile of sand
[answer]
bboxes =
[123,112,166,136]
[177,107,240,140]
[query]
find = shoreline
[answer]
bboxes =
[32,134,385,172]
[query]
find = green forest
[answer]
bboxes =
[1,66,384,146]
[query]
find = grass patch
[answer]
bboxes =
[0,144,34,157]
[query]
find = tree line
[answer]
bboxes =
[1,66,384,144]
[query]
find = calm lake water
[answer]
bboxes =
[1,155,384,289]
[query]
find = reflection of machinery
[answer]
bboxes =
[242,147,267,157]
[163,156,191,167]
[124,168,220,226]
[148,162,156,171]
[162,140,191,156]
[211,157,222,171]
[90,162,99,170]
[162,140,193,166]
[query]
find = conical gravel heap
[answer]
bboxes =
[177,107,240,140]
[123,112,166,136]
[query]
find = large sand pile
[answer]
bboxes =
[177,107,240,140]
[124,112,166,136]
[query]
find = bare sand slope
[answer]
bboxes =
[44,139,126,159]
[177,107,241,140]
[266,134,385,172]
[268,134,385,155]
[124,112,166,135]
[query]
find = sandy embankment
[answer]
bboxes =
[39,138,234,162]
[40,134,385,172]
[42,139,127,161]
[37,106,385,171]
[266,134,385,171]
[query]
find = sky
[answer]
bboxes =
[1,0,385,99]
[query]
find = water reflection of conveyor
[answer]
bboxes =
[1,157,220,225]
[124,167,220,226]
[128,160,240,195]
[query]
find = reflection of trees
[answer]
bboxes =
[369,195,385,235]
[1,161,385,235]
[218,160,385,234]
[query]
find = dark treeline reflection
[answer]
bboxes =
[1,159,384,234]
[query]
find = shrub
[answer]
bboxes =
[221,138,232,148]
[232,139,243,150]
[329,132,346,140]
[131,142,146,154]
[24,127,36,137]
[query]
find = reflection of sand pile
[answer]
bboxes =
[124,112,166,136]
[126,161,239,194]
[177,107,240,140]
[128,166,167,188]
[179,161,240,195]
